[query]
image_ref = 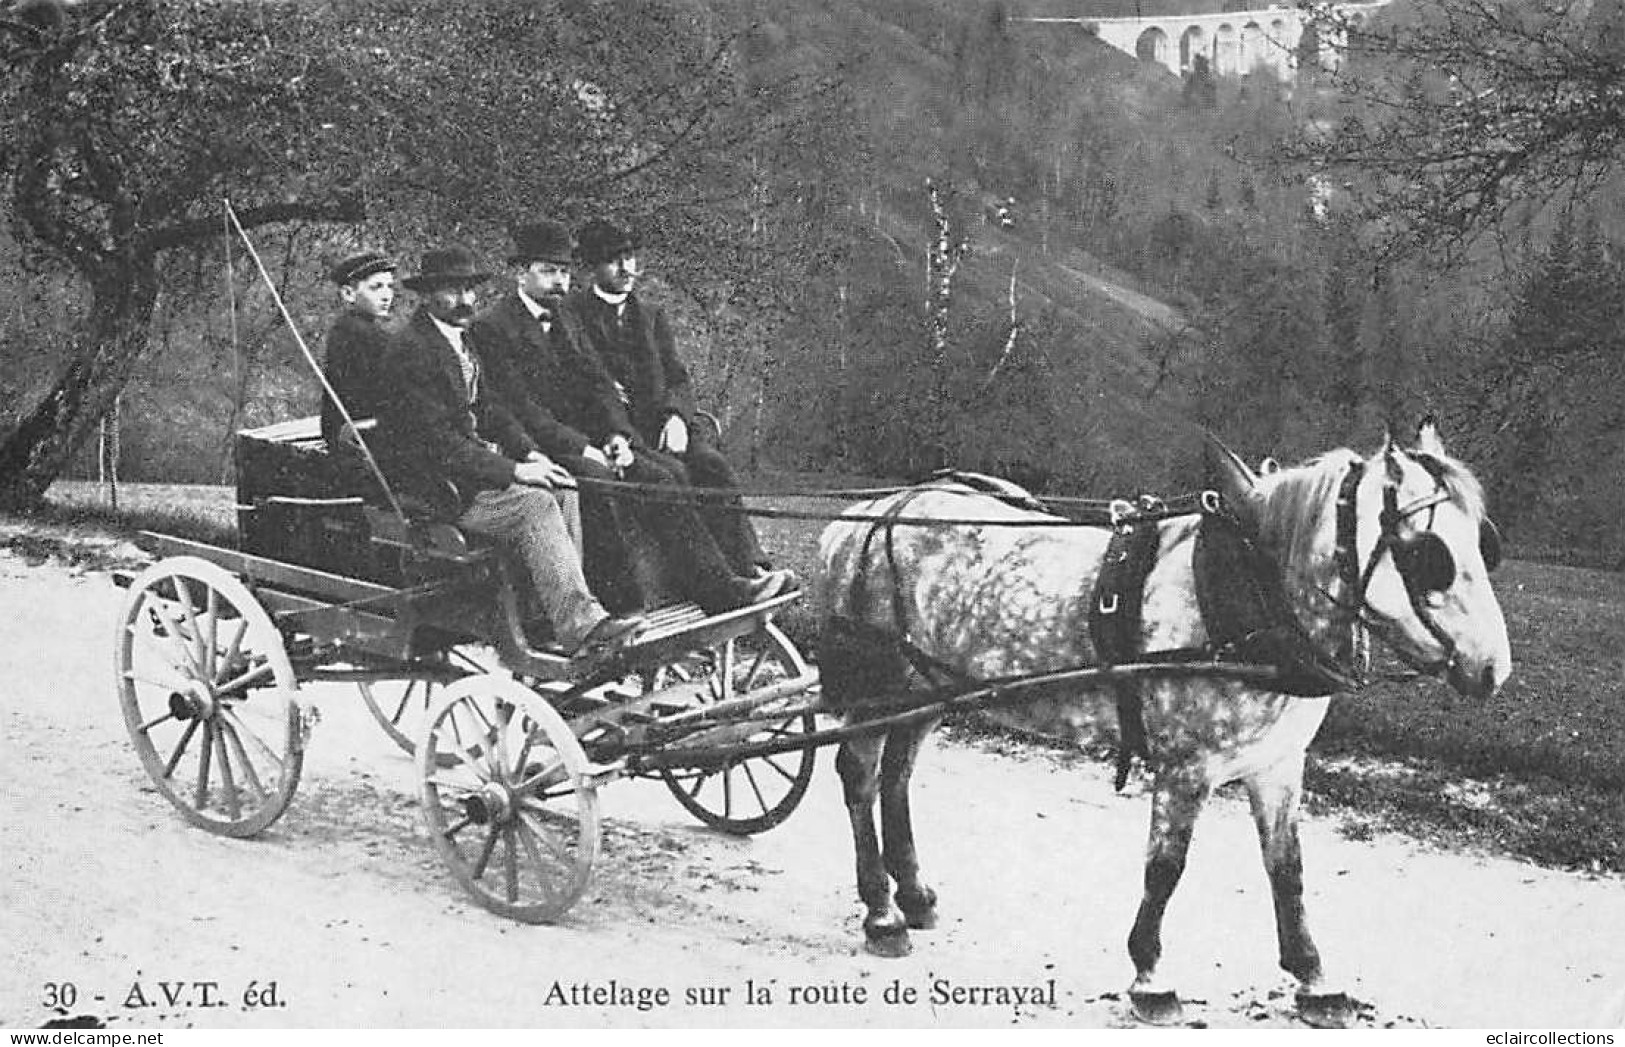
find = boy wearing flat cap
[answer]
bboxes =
[372,245,642,666]
[475,222,790,613]
[320,250,397,449]
[568,218,790,589]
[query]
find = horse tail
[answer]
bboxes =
[816,495,916,714]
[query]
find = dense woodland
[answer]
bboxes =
[2,0,1624,562]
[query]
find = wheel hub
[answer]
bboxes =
[167,682,215,721]
[463,783,514,825]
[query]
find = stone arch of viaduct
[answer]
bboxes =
[1024,2,1389,80]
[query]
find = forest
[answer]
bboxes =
[2,0,1623,563]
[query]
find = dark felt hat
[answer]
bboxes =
[328,250,396,286]
[575,218,638,265]
[401,245,492,292]
[508,221,575,266]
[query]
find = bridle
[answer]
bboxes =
[1332,451,1502,678]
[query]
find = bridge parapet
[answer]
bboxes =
[1020,2,1389,80]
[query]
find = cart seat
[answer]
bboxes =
[235,415,490,582]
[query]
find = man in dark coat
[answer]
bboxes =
[473,222,790,613]
[373,245,641,663]
[567,218,780,582]
[319,250,397,449]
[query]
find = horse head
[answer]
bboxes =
[1207,422,1511,700]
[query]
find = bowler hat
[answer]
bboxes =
[575,218,637,265]
[328,250,395,286]
[401,245,492,292]
[508,221,575,266]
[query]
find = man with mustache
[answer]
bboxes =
[373,245,642,666]
[474,222,792,613]
[567,218,784,585]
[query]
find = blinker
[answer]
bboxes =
[1394,519,1503,595]
[1480,519,1503,572]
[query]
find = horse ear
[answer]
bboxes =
[1204,433,1264,528]
[1415,413,1446,457]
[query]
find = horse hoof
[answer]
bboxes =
[1129,989,1184,1026]
[1297,991,1357,1029]
[903,907,937,930]
[864,929,912,958]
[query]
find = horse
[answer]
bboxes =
[814,423,1511,1028]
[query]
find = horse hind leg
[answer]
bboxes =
[835,734,912,957]
[1127,769,1209,1026]
[879,719,940,930]
[1245,764,1357,1029]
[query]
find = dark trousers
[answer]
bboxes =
[638,436,768,577]
[561,453,749,614]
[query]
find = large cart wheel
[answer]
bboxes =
[418,675,600,923]
[653,622,817,835]
[357,645,485,758]
[115,556,305,837]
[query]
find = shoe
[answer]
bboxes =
[569,613,645,664]
[746,567,798,604]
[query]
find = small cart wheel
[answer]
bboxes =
[115,556,305,837]
[655,622,817,835]
[418,675,600,923]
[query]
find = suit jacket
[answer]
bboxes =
[567,288,696,445]
[373,307,536,517]
[470,291,631,456]
[319,310,394,448]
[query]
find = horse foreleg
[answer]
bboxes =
[879,721,939,930]
[1246,765,1356,1029]
[1127,770,1207,1025]
[836,735,911,957]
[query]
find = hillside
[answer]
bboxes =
[21,0,1256,496]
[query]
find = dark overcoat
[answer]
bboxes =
[470,291,632,455]
[319,309,395,448]
[373,307,536,518]
[566,289,697,445]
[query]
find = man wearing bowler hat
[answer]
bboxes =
[567,218,785,585]
[319,249,397,450]
[373,244,642,664]
[475,221,791,613]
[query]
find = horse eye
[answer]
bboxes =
[1395,534,1456,594]
[1480,520,1503,572]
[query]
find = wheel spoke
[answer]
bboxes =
[757,752,800,785]
[740,761,769,814]
[217,718,268,803]
[390,679,421,725]
[504,827,520,903]
[217,707,285,779]
[439,812,474,841]
[216,658,275,696]
[213,723,242,820]
[471,824,501,880]
[174,577,207,673]
[204,585,220,681]
[194,719,215,811]
[149,601,203,678]
[136,707,179,735]
[739,644,772,692]
[516,807,574,867]
[513,815,562,904]
[163,718,202,779]
[215,617,249,685]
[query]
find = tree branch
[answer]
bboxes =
[141,193,364,253]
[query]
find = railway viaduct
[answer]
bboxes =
[1019,2,1390,79]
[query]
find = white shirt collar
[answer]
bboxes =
[428,312,466,352]
[592,284,630,309]
[516,287,551,321]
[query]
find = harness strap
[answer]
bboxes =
[1088,496,1164,790]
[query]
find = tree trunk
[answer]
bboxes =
[0,268,159,510]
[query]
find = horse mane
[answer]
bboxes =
[1254,444,1488,566]
[1254,448,1360,567]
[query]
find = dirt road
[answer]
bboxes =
[2,551,1623,1030]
